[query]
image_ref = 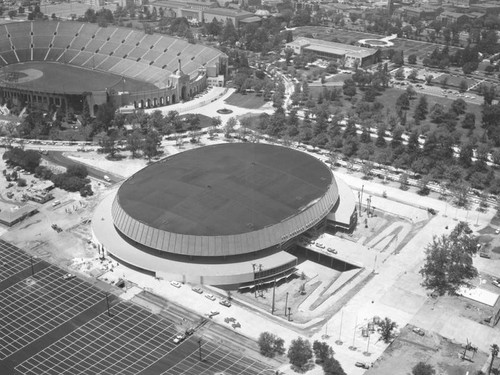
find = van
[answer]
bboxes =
[52,200,61,207]
[103,175,111,182]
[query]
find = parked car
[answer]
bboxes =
[480,252,491,259]
[493,279,500,288]
[191,286,203,294]
[63,273,75,280]
[173,333,186,344]
[355,362,370,369]
[231,322,241,329]
[412,327,425,336]
[224,317,236,323]
[316,242,325,249]
[185,328,195,336]
[327,248,337,254]
[170,281,181,288]
[219,299,231,307]
[205,294,216,301]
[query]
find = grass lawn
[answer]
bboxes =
[179,113,213,129]
[224,92,267,109]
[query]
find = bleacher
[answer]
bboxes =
[109,28,131,42]
[69,37,88,51]
[0,37,11,53]
[33,48,48,61]
[5,23,29,36]
[113,44,135,58]
[33,35,53,49]
[140,34,162,48]
[141,50,162,64]
[45,48,64,62]
[70,51,93,66]
[10,36,31,50]
[0,21,224,94]
[0,51,18,65]
[127,47,148,60]
[94,27,115,41]
[55,22,82,36]
[77,23,100,39]
[83,53,107,69]
[153,36,176,51]
[32,22,57,36]
[15,49,31,62]
[98,41,120,55]
[108,59,135,75]
[57,49,79,63]
[124,31,144,46]
[85,39,105,53]
[95,56,121,71]
[52,35,74,49]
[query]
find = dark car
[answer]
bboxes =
[355,362,370,369]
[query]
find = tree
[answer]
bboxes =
[420,222,479,296]
[399,173,409,190]
[459,79,468,93]
[377,317,398,343]
[408,69,418,82]
[127,129,143,158]
[412,362,436,375]
[258,332,285,358]
[99,135,118,158]
[342,79,356,100]
[141,130,160,161]
[462,112,475,129]
[425,75,434,85]
[288,337,313,370]
[224,117,237,138]
[323,356,346,375]
[66,164,88,179]
[313,341,333,364]
[408,54,417,65]
[451,98,467,115]
[414,95,428,122]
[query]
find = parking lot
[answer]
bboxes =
[0,240,275,375]
[0,239,41,284]
[0,265,103,360]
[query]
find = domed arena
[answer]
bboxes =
[0,21,227,115]
[92,143,357,287]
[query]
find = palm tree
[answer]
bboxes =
[489,344,499,375]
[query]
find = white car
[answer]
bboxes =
[173,333,186,344]
[63,273,75,280]
[170,281,181,288]
[495,229,500,234]
[493,279,500,288]
[205,294,216,301]
[316,242,325,249]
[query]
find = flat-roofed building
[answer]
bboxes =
[203,8,254,27]
[286,37,380,68]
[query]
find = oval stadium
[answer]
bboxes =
[0,21,227,115]
[92,143,357,287]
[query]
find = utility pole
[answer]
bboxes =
[284,292,288,315]
[336,309,344,345]
[198,338,203,361]
[105,293,112,317]
[288,307,291,321]
[271,278,276,315]
[30,256,35,276]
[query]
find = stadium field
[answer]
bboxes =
[0,61,157,94]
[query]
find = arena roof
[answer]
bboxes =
[113,143,339,257]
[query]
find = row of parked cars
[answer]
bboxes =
[170,281,232,307]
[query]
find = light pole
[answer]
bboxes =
[284,292,288,315]
[336,309,344,345]
[198,338,203,361]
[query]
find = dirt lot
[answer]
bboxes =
[369,324,492,375]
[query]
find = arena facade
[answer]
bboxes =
[0,21,227,115]
[92,143,357,287]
